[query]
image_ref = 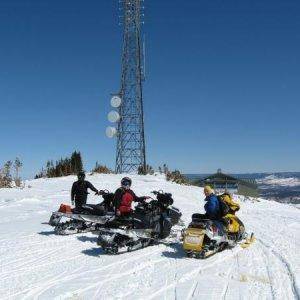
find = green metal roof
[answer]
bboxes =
[201,172,258,189]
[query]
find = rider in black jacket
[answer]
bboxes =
[71,172,99,209]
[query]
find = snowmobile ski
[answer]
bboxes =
[240,233,255,249]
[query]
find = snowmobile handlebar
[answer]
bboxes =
[98,189,110,195]
[140,196,155,202]
[151,190,165,195]
[149,190,174,207]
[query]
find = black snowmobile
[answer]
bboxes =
[48,190,115,235]
[97,190,182,254]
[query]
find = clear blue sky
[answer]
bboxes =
[0,0,299,178]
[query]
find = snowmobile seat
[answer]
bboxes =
[191,213,210,223]
[105,215,135,229]
[132,217,145,229]
[188,221,206,229]
[81,204,106,216]
[71,207,84,214]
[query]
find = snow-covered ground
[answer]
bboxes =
[257,174,300,187]
[0,174,299,300]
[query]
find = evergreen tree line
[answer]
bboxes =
[0,158,23,188]
[34,150,189,186]
[35,151,83,179]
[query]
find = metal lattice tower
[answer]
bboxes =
[115,0,146,173]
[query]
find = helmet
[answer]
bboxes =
[77,171,86,181]
[121,177,132,188]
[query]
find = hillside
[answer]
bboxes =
[0,174,299,299]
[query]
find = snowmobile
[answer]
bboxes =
[97,190,183,254]
[48,190,115,235]
[182,213,254,258]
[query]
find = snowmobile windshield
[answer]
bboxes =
[157,193,173,207]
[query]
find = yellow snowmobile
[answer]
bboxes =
[182,193,254,258]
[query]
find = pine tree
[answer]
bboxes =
[14,157,23,187]
[1,161,13,188]
[46,161,50,177]
[35,151,84,179]
[50,161,55,177]
[138,165,144,175]
[76,152,83,173]
[138,164,154,175]
[71,151,78,174]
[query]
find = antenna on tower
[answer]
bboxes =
[106,0,147,174]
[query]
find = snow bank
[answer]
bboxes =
[0,174,299,299]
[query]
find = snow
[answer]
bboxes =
[257,174,300,187]
[0,174,299,300]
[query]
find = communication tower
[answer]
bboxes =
[106,0,146,174]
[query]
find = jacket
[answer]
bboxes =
[204,193,221,220]
[71,180,98,207]
[113,188,145,215]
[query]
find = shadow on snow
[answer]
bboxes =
[38,231,56,236]
[161,242,187,259]
[81,247,105,257]
[77,235,98,243]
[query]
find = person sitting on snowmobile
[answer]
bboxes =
[71,171,99,210]
[203,186,222,219]
[192,186,221,221]
[113,177,149,216]
[191,186,225,234]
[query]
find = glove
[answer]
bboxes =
[95,191,99,195]
[143,196,151,200]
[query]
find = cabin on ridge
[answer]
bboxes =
[199,169,259,197]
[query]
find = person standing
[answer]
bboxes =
[71,171,99,210]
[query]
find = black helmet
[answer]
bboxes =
[121,177,132,188]
[78,171,85,181]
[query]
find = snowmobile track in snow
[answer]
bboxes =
[1,174,299,299]
[148,246,242,299]
[258,238,300,300]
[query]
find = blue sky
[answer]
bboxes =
[0,0,299,178]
